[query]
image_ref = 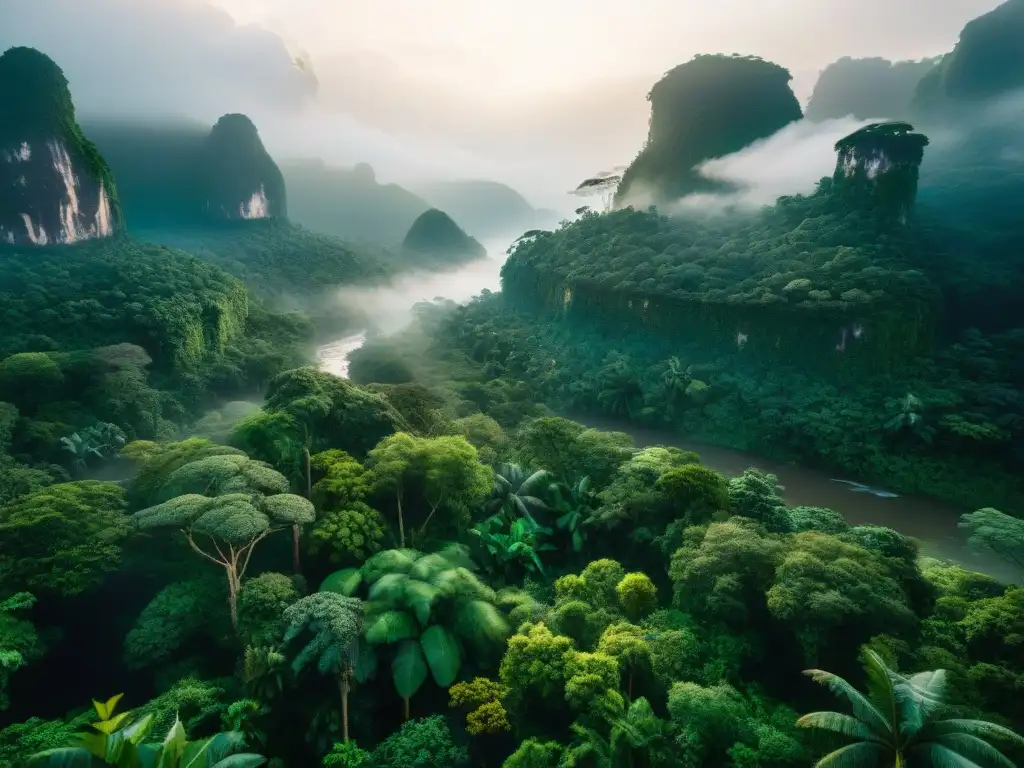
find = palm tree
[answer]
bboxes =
[60,431,105,472]
[282,593,364,744]
[488,463,551,523]
[550,477,597,553]
[797,648,1024,767]
[562,697,666,768]
[319,545,509,721]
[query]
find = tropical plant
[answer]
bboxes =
[551,477,597,553]
[487,462,552,523]
[470,514,556,582]
[797,648,1024,767]
[561,696,667,767]
[320,546,509,720]
[283,592,364,743]
[60,432,105,472]
[29,693,266,767]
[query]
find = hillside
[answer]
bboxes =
[412,178,557,239]
[400,208,486,267]
[616,54,803,206]
[136,219,389,302]
[281,159,431,246]
[805,56,939,121]
[0,47,120,245]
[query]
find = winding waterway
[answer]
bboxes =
[316,248,1017,584]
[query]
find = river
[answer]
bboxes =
[315,249,1017,584]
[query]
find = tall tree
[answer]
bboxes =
[133,492,314,632]
[798,648,1024,767]
[283,592,364,743]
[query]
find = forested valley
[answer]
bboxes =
[2,1,1024,767]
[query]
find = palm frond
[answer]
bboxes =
[910,743,986,768]
[930,733,1016,768]
[813,741,888,768]
[796,712,878,741]
[861,650,899,733]
[930,719,1024,748]
[803,668,891,738]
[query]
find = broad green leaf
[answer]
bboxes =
[420,625,462,687]
[94,693,123,721]
[26,748,95,768]
[405,580,442,626]
[364,609,417,645]
[319,568,362,596]
[210,755,268,768]
[392,639,428,700]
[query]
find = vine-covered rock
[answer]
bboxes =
[0,47,122,246]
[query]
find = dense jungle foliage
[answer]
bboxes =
[4,2,1024,765]
[3,344,1023,767]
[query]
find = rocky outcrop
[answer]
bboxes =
[0,47,121,246]
[200,113,286,222]
[616,54,803,207]
[832,122,930,221]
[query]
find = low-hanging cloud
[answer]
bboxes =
[680,116,878,212]
[1,0,314,121]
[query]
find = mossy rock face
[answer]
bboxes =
[616,54,803,206]
[833,122,930,219]
[200,113,287,222]
[401,208,486,266]
[0,47,122,246]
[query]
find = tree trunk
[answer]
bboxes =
[628,672,633,702]
[304,444,312,499]
[292,524,302,575]
[339,671,351,743]
[227,569,240,634]
[403,696,410,722]
[396,488,406,548]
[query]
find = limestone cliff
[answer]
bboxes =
[200,114,286,222]
[0,47,121,246]
[616,54,803,207]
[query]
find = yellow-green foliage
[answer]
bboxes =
[448,678,510,736]
[310,502,387,564]
[563,650,622,719]
[499,623,574,708]
[616,572,658,620]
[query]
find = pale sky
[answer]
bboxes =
[1,0,1005,209]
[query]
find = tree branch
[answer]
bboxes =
[184,529,226,568]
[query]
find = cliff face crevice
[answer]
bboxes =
[0,47,122,246]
